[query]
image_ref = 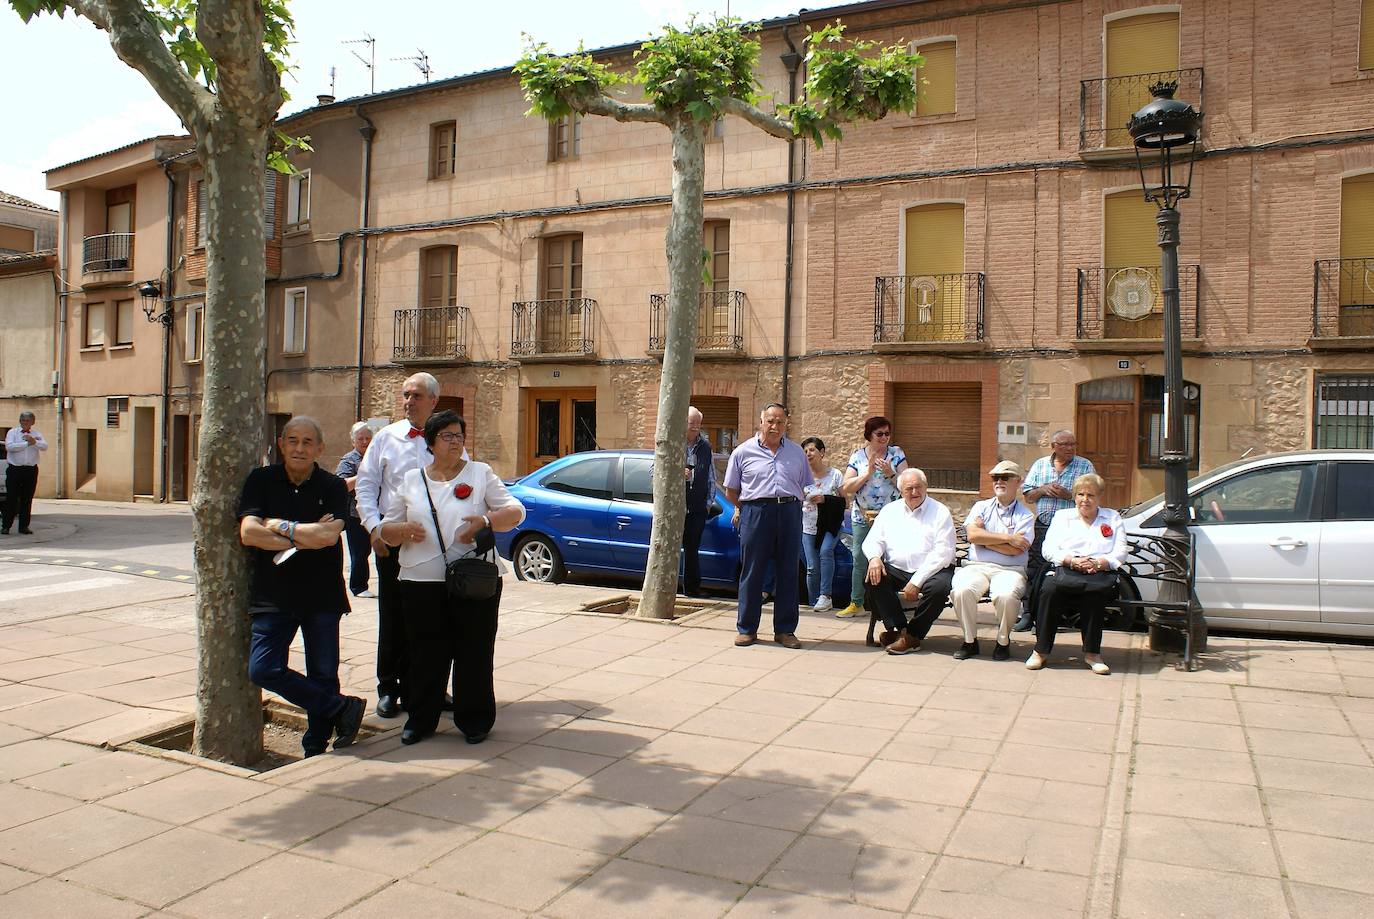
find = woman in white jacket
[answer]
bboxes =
[380,410,525,745]
[1027,473,1128,675]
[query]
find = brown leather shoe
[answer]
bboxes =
[774,632,802,650]
[734,632,757,647]
[885,633,920,655]
[879,629,901,647]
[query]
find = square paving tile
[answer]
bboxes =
[1265,787,1374,843]
[410,830,606,911]
[288,758,449,804]
[1136,716,1248,753]
[1274,830,1374,894]
[913,855,1089,919]
[630,730,761,775]
[1289,881,1374,919]
[293,806,480,875]
[0,802,169,874]
[1005,715,1118,753]
[945,809,1099,875]
[502,792,670,854]
[1131,743,1257,785]
[19,748,186,800]
[760,833,933,911]
[335,880,526,918]
[1116,857,1289,919]
[170,850,389,919]
[989,741,1112,786]
[0,782,80,832]
[59,825,271,908]
[969,773,1108,828]
[1017,693,1121,725]
[1246,727,1372,765]
[527,718,663,758]
[0,737,107,781]
[848,758,982,807]
[674,707,796,744]
[1253,754,1374,800]
[902,705,1014,741]
[809,792,962,852]
[190,787,372,848]
[1124,813,1279,877]
[391,772,556,829]
[0,862,38,894]
[544,857,745,919]
[0,876,146,918]
[774,720,894,757]
[1129,774,1267,826]
[684,776,834,832]
[471,743,618,792]
[0,693,127,734]
[572,758,717,811]
[624,813,797,884]
[1240,701,1353,735]
[733,744,870,790]
[726,885,904,918]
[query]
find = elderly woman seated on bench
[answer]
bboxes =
[1027,473,1129,676]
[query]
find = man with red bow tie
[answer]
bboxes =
[355,372,445,718]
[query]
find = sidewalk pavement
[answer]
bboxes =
[2,565,1374,918]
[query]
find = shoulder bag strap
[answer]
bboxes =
[421,472,448,557]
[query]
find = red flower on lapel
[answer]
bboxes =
[454,483,473,499]
[1100,523,1113,538]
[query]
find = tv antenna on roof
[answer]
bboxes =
[342,33,376,93]
[392,49,433,82]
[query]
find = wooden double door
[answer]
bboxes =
[523,387,596,473]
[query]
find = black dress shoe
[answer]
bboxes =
[1011,613,1033,633]
[993,641,1012,661]
[375,694,401,718]
[464,731,489,745]
[953,641,980,661]
[400,726,433,745]
[18,528,33,535]
[442,694,455,712]
[333,696,367,749]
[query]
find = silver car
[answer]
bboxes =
[1121,449,1374,638]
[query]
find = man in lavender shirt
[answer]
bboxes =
[723,403,811,649]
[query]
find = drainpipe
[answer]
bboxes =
[355,107,376,419]
[159,161,177,502]
[779,20,802,409]
[55,190,69,499]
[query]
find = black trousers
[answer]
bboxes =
[1021,512,1055,619]
[343,517,372,595]
[866,563,955,639]
[400,578,502,738]
[374,550,409,702]
[1035,567,1118,655]
[682,507,708,595]
[3,464,39,530]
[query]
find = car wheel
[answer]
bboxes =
[513,534,566,584]
[1104,575,1140,632]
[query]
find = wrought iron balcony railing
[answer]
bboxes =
[1080,68,1203,151]
[82,232,134,273]
[1313,258,1374,339]
[648,289,745,352]
[511,298,596,357]
[1076,265,1200,340]
[392,306,469,362]
[873,273,984,344]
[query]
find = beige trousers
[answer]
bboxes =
[950,562,1028,644]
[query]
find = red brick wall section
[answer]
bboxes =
[641,377,748,448]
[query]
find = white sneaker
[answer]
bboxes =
[354,589,378,599]
[812,595,833,613]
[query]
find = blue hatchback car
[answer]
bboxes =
[496,449,853,597]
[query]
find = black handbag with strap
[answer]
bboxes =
[421,472,501,602]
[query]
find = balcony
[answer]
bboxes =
[1075,265,1200,349]
[648,289,745,356]
[1079,68,1203,158]
[873,273,985,351]
[1311,258,1374,348]
[82,232,134,276]
[511,298,596,360]
[392,306,469,363]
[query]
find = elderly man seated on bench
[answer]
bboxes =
[863,468,957,656]
[950,460,1037,662]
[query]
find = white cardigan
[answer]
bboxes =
[1041,506,1129,570]
[384,462,525,582]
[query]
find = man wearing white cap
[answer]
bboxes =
[949,460,1036,660]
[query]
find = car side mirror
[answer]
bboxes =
[708,499,724,519]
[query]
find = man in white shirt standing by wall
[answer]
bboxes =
[355,373,440,718]
[3,411,47,536]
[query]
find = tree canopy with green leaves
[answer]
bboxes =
[10,0,299,765]
[517,17,922,621]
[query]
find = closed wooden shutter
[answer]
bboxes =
[905,203,964,276]
[1105,12,1179,146]
[1341,174,1374,260]
[916,41,956,116]
[891,383,981,489]
[1362,0,1374,70]
[1104,190,1159,268]
[692,395,739,454]
[903,204,965,341]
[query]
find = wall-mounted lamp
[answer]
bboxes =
[139,276,171,325]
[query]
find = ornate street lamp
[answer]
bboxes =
[138,275,172,326]
[1129,81,1206,658]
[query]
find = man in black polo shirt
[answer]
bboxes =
[239,415,365,757]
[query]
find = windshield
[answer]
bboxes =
[1119,455,1283,518]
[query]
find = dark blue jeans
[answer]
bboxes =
[344,517,372,595]
[248,609,346,754]
[737,500,802,636]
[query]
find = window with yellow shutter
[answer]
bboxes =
[900,203,966,341]
[1104,12,1180,148]
[1339,174,1374,322]
[915,41,956,116]
[1362,0,1374,70]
